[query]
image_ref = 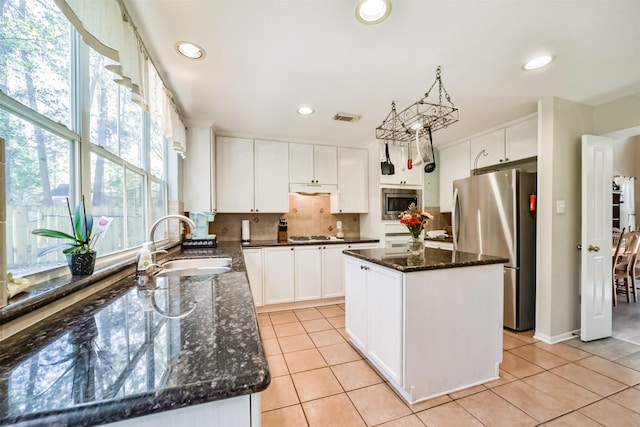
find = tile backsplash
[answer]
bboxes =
[211,193,360,241]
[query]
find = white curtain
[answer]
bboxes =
[614,176,636,230]
[53,0,187,157]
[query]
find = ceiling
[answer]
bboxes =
[123,0,640,148]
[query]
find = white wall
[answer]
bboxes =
[536,96,594,341]
[537,93,640,342]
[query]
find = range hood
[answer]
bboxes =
[289,183,339,194]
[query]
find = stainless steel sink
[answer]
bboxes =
[155,257,232,277]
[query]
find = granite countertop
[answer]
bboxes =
[344,247,509,273]
[0,242,269,426]
[241,236,379,248]
[424,236,453,243]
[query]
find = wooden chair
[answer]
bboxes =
[613,227,623,248]
[613,230,640,305]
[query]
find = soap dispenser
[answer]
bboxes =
[137,242,153,270]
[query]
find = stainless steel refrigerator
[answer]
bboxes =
[452,169,536,331]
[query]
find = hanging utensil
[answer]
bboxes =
[413,127,424,167]
[380,140,395,175]
[400,144,406,171]
[407,138,413,170]
[424,126,437,173]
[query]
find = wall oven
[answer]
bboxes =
[381,188,422,220]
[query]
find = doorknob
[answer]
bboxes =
[588,245,600,252]
[577,245,582,250]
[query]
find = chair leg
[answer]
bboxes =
[613,277,618,306]
[632,275,638,303]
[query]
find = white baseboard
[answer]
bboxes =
[533,329,580,344]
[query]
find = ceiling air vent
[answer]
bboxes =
[333,112,361,123]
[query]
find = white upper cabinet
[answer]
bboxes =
[216,137,289,213]
[289,143,337,185]
[505,116,537,161]
[470,129,505,170]
[379,142,423,187]
[216,137,254,212]
[254,139,290,212]
[331,147,368,213]
[469,116,538,170]
[184,125,215,212]
[439,141,470,212]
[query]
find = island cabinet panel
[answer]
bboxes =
[366,265,403,385]
[344,254,503,404]
[345,257,368,350]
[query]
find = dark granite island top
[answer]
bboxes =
[343,246,508,273]
[0,242,269,426]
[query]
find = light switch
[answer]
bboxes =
[556,200,566,214]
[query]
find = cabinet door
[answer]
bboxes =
[402,159,424,186]
[344,257,368,350]
[263,247,295,305]
[367,265,403,385]
[332,148,368,213]
[439,141,470,212]
[322,245,346,297]
[505,117,537,161]
[254,139,289,213]
[314,145,338,185]
[294,246,322,301]
[470,129,505,169]
[216,137,254,212]
[243,249,263,307]
[289,143,314,184]
[184,124,214,212]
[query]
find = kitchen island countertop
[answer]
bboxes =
[343,246,508,273]
[0,242,269,426]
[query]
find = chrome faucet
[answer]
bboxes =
[149,214,196,251]
[143,214,196,276]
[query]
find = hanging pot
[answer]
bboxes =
[66,251,97,276]
[380,141,395,175]
[424,126,437,173]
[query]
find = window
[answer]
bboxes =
[1,1,173,291]
[0,0,71,127]
[2,111,74,274]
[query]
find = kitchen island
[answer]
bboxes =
[0,242,269,427]
[344,247,508,404]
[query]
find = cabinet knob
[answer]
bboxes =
[250,209,254,212]
[505,158,509,162]
[499,159,503,163]
[291,248,294,251]
[255,209,259,212]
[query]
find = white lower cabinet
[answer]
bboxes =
[263,247,295,305]
[345,257,403,384]
[242,249,263,307]
[321,244,347,298]
[107,394,259,427]
[294,246,323,301]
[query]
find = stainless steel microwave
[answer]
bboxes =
[381,188,422,220]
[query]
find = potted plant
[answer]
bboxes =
[32,198,97,276]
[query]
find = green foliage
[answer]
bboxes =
[32,199,94,256]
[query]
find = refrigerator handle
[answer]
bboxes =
[452,187,460,251]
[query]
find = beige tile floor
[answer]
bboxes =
[258,304,640,427]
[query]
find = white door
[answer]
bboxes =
[263,247,295,305]
[580,135,613,341]
[254,139,289,213]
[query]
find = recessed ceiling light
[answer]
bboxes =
[356,0,391,25]
[175,41,205,60]
[297,106,315,115]
[523,55,554,70]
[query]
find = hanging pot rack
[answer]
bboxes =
[375,66,460,144]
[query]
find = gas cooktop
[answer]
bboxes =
[287,235,344,244]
